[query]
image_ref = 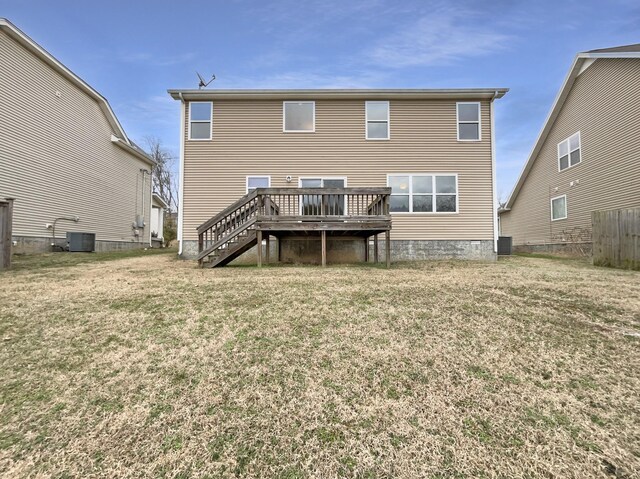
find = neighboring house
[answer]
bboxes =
[0,19,154,253]
[499,45,640,252]
[151,193,168,245]
[168,88,508,266]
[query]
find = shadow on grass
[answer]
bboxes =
[5,248,178,273]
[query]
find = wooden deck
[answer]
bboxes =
[196,187,392,268]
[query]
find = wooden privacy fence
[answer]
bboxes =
[592,207,640,270]
[0,198,15,270]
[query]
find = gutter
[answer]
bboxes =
[111,135,154,165]
[168,88,509,101]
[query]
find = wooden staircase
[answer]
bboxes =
[196,191,262,268]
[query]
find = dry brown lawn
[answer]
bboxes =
[0,250,639,478]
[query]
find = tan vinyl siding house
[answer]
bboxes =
[0,19,153,253]
[499,47,640,250]
[169,88,507,264]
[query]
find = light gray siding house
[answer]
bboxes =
[0,18,154,253]
[499,45,640,252]
[168,88,507,266]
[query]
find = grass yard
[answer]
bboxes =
[0,251,639,478]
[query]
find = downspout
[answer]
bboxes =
[177,92,186,256]
[140,168,152,247]
[490,91,499,255]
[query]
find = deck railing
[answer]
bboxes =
[196,187,391,265]
[254,187,391,220]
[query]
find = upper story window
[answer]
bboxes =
[283,101,315,132]
[388,174,458,213]
[247,176,270,193]
[366,101,390,140]
[457,102,481,141]
[551,194,567,221]
[558,132,581,171]
[188,102,212,140]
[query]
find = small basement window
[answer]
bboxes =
[551,194,567,221]
[247,176,270,193]
[366,101,390,140]
[189,102,212,140]
[283,101,315,132]
[457,102,481,141]
[558,132,581,171]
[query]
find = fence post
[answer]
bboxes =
[0,198,15,270]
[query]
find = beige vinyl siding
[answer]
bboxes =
[500,59,640,245]
[0,30,151,244]
[182,98,495,242]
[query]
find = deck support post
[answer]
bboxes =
[265,235,270,264]
[385,230,390,269]
[277,237,282,263]
[364,237,369,262]
[257,230,262,267]
[321,230,327,267]
[0,198,14,270]
[374,234,379,263]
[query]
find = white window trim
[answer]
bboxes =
[456,102,481,142]
[365,101,390,140]
[246,175,271,193]
[557,131,581,172]
[550,194,568,221]
[386,173,459,214]
[188,101,212,141]
[283,101,315,133]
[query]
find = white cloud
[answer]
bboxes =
[369,7,511,68]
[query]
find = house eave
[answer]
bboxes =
[152,193,170,209]
[111,135,154,165]
[167,88,509,101]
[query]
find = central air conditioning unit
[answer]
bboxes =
[66,232,96,252]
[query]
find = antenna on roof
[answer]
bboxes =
[197,72,216,89]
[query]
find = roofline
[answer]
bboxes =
[152,193,170,209]
[504,49,640,209]
[167,88,509,101]
[111,136,155,166]
[0,17,152,164]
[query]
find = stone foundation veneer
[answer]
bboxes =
[180,238,496,263]
[11,235,150,254]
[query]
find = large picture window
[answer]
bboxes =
[387,174,458,213]
[283,102,315,132]
[188,102,212,140]
[558,132,581,171]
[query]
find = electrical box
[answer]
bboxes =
[66,232,96,252]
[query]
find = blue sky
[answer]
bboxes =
[2,0,639,200]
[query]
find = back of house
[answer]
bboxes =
[0,18,154,253]
[169,88,508,265]
[499,45,640,253]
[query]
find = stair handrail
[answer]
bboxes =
[197,189,258,235]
